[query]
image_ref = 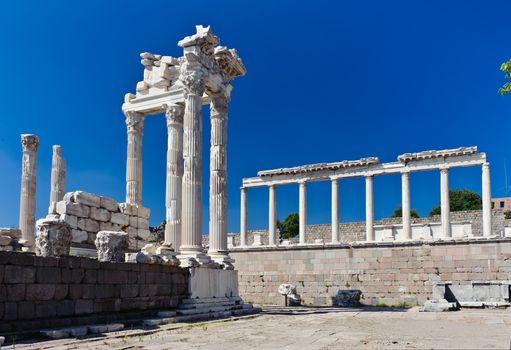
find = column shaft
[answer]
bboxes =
[482,162,492,237]
[331,179,339,244]
[164,105,184,251]
[299,182,307,245]
[48,145,66,215]
[401,172,411,240]
[240,187,248,246]
[209,96,229,259]
[125,112,144,205]
[269,185,277,246]
[19,134,39,245]
[365,176,374,241]
[440,168,451,238]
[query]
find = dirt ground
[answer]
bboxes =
[12,306,511,350]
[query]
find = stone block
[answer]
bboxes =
[84,269,97,283]
[421,299,457,312]
[129,216,138,228]
[111,213,129,226]
[137,229,151,240]
[0,246,13,252]
[137,218,149,230]
[26,284,55,301]
[0,285,5,301]
[87,323,124,334]
[35,218,72,257]
[138,207,150,219]
[71,229,88,243]
[5,265,36,283]
[37,267,61,283]
[100,196,118,212]
[95,284,115,299]
[82,284,95,299]
[69,284,82,299]
[120,284,139,298]
[119,203,138,216]
[0,235,12,246]
[56,300,75,316]
[75,299,93,314]
[100,221,119,232]
[55,284,69,300]
[81,258,100,269]
[95,231,129,262]
[77,218,100,233]
[7,284,26,301]
[90,207,111,222]
[73,191,101,207]
[71,269,85,283]
[35,301,57,318]
[5,302,17,320]
[57,201,90,218]
[60,214,78,229]
[18,301,35,319]
[0,227,22,239]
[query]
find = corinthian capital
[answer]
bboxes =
[210,94,228,117]
[21,134,40,153]
[165,104,184,126]
[180,67,207,95]
[125,111,145,134]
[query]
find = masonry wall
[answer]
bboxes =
[230,238,511,306]
[0,252,189,333]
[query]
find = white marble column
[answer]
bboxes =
[440,168,451,238]
[482,162,492,237]
[164,104,184,251]
[208,95,231,265]
[179,68,210,263]
[401,171,411,240]
[331,179,339,244]
[19,134,40,247]
[269,185,277,246]
[48,145,66,215]
[125,111,144,205]
[299,181,307,245]
[365,175,374,241]
[240,187,248,247]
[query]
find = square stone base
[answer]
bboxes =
[189,267,239,299]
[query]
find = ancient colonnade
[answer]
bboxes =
[122,26,245,266]
[240,147,493,246]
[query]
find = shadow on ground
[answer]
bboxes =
[261,305,410,316]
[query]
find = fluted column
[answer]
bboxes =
[209,95,231,264]
[331,179,339,244]
[299,181,307,245]
[19,134,40,247]
[482,162,492,237]
[401,171,411,240]
[179,68,209,262]
[125,111,144,205]
[440,168,451,238]
[48,145,66,215]
[269,185,277,246]
[365,175,374,241]
[164,104,184,251]
[240,187,248,246]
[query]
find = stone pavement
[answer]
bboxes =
[12,306,511,349]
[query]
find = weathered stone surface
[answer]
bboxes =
[90,207,111,222]
[7,284,26,301]
[95,231,129,262]
[56,201,90,218]
[35,219,72,257]
[278,284,301,306]
[333,290,362,307]
[60,214,78,229]
[137,218,149,230]
[421,299,457,312]
[129,216,138,228]
[26,284,56,301]
[87,323,124,334]
[119,203,137,216]
[75,299,93,314]
[99,221,119,232]
[100,196,118,212]
[111,213,129,226]
[77,218,100,233]
[73,191,101,207]
[138,229,151,240]
[0,228,21,239]
[138,207,150,219]
[71,229,88,243]
[4,265,36,283]
[0,235,12,246]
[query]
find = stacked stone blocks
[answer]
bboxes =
[55,191,151,249]
[0,252,189,333]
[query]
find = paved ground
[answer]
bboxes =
[13,306,511,349]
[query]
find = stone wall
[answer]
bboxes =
[230,238,511,306]
[216,210,508,247]
[0,252,188,333]
[55,191,152,250]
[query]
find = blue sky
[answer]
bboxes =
[0,0,509,232]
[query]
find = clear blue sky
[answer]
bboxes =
[0,0,509,232]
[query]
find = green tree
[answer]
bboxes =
[499,59,511,96]
[391,206,420,218]
[429,189,482,216]
[277,213,299,240]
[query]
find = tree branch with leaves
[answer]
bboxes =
[499,59,511,96]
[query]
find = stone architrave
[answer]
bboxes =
[48,145,66,215]
[125,111,145,205]
[35,218,72,257]
[19,134,40,247]
[164,104,184,251]
[95,231,129,262]
[208,94,232,267]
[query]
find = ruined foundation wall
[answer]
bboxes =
[0,252,189,333]
[230,239,511,306]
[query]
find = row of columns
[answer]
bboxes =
[240,164,493,246]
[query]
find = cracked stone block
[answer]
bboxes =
[35,218,72,257]
[95,231,129,262]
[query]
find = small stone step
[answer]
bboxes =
[181,297,231,304]
[178,301,236,310]
[87,323,124,334]
[157,310,177,318]
[177,304,242,316]
[144,317,177,327]
[41,326,88,339]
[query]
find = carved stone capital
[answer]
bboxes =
[125,111,144,134]
[180,68,207,96]
[165,104,184,126]
[440,167,449,174]
[21,134,39,153]
[210,95,228,117]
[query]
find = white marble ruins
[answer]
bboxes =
[19,134,39,249]
[240,146,493,246]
